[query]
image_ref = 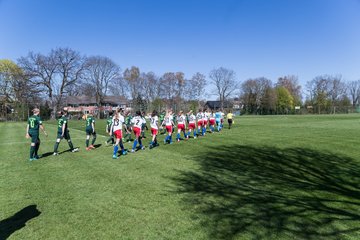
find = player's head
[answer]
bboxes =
[82,114,87,120]
[152,110,158,117]
[32,108,40,115]
[109,111,113,116]
[57,111,64,118]
[135,110,141,116]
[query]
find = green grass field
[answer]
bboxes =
[1,114,360,239]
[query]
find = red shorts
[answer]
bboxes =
[209,119,215,125]
[113,130,122,139]
[197,120,203,127]
[188,123,196,130]
[204,120,208,125]
[133,127,141,137]
[177,124,185,131]
[166,125,172,133]
[151,128,158,135]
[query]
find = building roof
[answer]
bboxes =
[205,101,233,109]
[65,96,128,105]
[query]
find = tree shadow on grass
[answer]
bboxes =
[0,205,41,240]
[171,145,360,240]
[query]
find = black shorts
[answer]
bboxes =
[28,132,40,143]
[57,131,70,140]
[228,119,233,124]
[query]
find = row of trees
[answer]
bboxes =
[1,47,360,119]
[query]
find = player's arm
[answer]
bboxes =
[26,124,30,138]
[40,124,48,137]
[92,121,95,133]
[61,122,66,137]
[109,122,114,136]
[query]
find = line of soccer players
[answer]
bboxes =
[102,108,225,159]
[25,107,226,161]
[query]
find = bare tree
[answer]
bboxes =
[108,75,129,98]
[141,71,159,103]
[307,75,331,114]
[53,47,85,109]
[209,67,238,109]
[84,56,121,115]
[328,75,346,114]
[187,72,206,99]
[123,66,141,101]
[347,80,360,107]
[18,51,58,116]
[160,72,177,101]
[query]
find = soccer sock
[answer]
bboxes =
[68,140,74,150]
[176,133,180,140]
[139,138,143,147]
[30,146,35,159]
[35,141,40,156]
[169,136,172,143]
[113,145,119,155]
[86,140,89,147]
[91,136,96,145]
[111,136,115,144]
[120,142,124,150]
[54,142,59,152]
[194,130,197,137]
[106,137,112,143]
[133,140,138,150]
[183,132,187,138]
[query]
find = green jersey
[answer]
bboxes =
[159,113,165,123]
[86,116,95,130]
[57,116,68,133]
[106,117,113,128]
[27,115,42,134]
[125,115,132,125]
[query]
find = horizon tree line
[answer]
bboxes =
[1,47,359,120]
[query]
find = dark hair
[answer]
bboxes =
[109,111,113,116]
[152,110,158,117]
[136,110,141,116]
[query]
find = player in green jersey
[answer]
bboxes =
[84,113,97,150]
[159,110,166,134]
[25,108,48,161]
[123,111,133,142]
[105,111,115,146]
[141,111,148,138]
[53,110,79,155]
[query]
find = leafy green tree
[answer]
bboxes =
[276,86,294,114]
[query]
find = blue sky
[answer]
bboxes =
[1,0,360,90]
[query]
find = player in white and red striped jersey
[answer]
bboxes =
[110,108,127,159]
[203,109,210,135]
[163,110,175,144]
[187,110,197,138]
[131,111,145,152]
[209,110,216,133]
[176,110,187,142]
[196,109,204,136]
[149,110,159,149]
